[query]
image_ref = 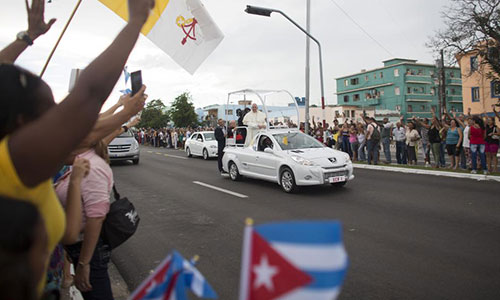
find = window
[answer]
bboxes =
[343,95,349,103]
[470,56,478,72]
[365,75,369,81]
[354,94,360,101]
[395,105,401,111]
[365,92,372,99]
[350,78,359,85]
[407,87,412,94]
[374,73,377,79]
[335,110,340,118]
[345,111,350,118]
[451,88,456,95]
[344,79,349,87]
[394,69,400,77]
[380,90,385,96]
[351,110,355,118]
[421,105,426,111]
[395,87,400,95]
[449,72,455,78]
[408,105,413,112]
[225,109,233,115]
[191,133,198,140]
[491,81,500,98]
[471,87,480,102]
[417,69,423,75]
[380,72,384,78]
[430,88,435,95]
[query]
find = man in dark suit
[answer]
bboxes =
[214,119,227,174]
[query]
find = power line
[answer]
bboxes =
[327,0,395,57]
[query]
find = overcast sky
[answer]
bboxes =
[0,0,452,110]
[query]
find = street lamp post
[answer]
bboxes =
[245,5,327,129]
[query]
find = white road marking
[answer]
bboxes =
[155,152,162,155]
[147,151,153,153]
[193,181,248,198]
[164,154,188,160]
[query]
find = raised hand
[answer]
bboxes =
[122,85,147,115]
[70,157,90,181]
[26,0,56,40]
[128,0,155,26]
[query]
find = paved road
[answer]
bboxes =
[111,146,500,300]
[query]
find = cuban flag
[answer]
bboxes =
[129,250,217,300]
[239,221,348,300]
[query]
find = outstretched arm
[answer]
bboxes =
[0,0,56,64]
[9,0,154,187]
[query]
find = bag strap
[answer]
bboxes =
[112,184,120,201]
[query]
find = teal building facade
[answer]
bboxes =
[335,58,463,120]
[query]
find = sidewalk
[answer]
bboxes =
[354,162,500,182]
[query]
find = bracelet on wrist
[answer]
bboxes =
[78,261,89,267]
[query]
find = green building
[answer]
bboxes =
[335,58,463,120]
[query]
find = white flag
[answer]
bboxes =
[98,0,224,74]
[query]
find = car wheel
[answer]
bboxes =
[331,181,347,187]
[132,158,139,165]
[203,148,209,160]
[229,162,242,181]
[280,167,297,193]
[186,147,192,157]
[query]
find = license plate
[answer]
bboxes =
[329,176,346,183]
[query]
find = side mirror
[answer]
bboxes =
[264,147,274,154]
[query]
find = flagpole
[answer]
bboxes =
[40,0,83,77]
[238,218,253,300]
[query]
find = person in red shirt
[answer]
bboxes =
[468,116,487,174]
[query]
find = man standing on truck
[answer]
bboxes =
[243,103,266,146]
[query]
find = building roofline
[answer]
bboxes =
[335,62,460,80]
[382,58,417,63]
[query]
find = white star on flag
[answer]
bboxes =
[253,255,279,291]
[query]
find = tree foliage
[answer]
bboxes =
[169,92,199,127]
[429,0,500,79]
[138,99,170,129]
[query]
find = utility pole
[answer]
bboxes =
[304,0,311,134]
[440,49,446,116]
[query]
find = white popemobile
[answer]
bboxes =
[222,89,354,193]
[185,131,218,160]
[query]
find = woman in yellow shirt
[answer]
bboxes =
[0,0,153,293]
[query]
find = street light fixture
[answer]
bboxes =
[245,5,327,129]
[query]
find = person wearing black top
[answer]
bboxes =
[214,119,227,174]
[428,118,442,168]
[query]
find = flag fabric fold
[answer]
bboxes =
[239,221,348,300]
[98,0,224,74]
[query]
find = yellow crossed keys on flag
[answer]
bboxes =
[98,0,170,35]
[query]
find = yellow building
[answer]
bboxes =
[457,46,500,119]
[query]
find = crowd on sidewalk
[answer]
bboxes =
[303,107,499,174]
[0,0,154,299]
[134,126,215,149]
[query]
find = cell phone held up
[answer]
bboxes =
[131,70,142,96]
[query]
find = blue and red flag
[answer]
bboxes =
[130,251,217,300]
[238,220,348,300]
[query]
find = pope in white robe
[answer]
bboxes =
[243,103,267,146]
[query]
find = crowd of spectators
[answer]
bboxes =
[301,107,499,174]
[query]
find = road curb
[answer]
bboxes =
[353,164,500,182]
[109,261,129,300]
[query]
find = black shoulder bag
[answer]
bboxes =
[101,185,140,250]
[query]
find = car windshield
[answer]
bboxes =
[273,132,324,150]
[203,133,215,141]
[117,130,134,138]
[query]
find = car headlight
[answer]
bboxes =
[132,141,139,150]
[291,155,316,166]
[210,145,217,149]
[344,154,352,164]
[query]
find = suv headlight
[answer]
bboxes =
[291,155,316,166]
[132,141,139,150]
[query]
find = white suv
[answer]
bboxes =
[108,130,140,164]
